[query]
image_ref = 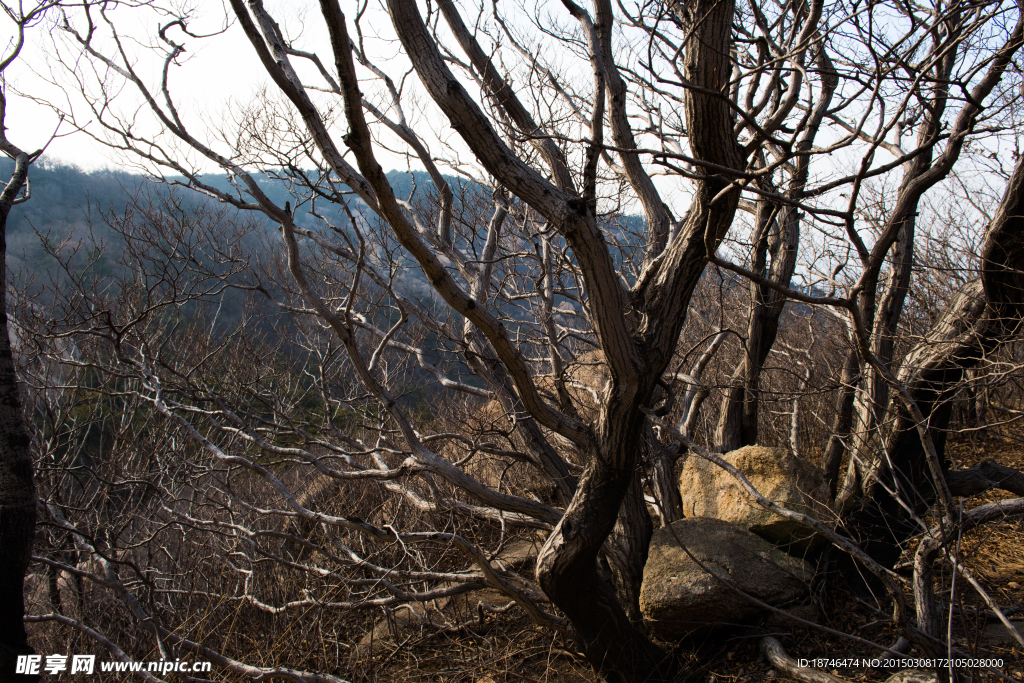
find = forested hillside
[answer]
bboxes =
[1,161,461,301]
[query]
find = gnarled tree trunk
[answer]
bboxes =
[846,151,1024,571]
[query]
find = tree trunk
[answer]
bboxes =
[0,153,38,683]
[602,466,653,624]
[843,280,992,570]
[715,193,798,452]
[845,152,1024,572]
[823,349,859,499]
[538,450,675,683]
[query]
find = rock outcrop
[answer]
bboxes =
[640,517,812,640]
[679,445,831,554]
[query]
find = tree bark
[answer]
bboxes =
[715,190,797,452]
[0,153,38,683]
[601,466,652,624]
[823,349,860,498]
[845,152,1024,571]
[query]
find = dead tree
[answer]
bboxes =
[0,2,58,680]
[20,0,1024,681]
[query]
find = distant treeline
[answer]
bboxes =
[1,159,456,274]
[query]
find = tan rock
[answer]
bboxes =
[352,603,431,659]
[678,445,832,554]
[640,517,812,641]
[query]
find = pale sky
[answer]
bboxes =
[5,0,590,181]
[5,2,327,171]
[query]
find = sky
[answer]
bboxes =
[4,0,591,180]
[1,0,1012,254]
[5,2,313,171]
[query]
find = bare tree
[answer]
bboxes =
[15,0,1024,681]
[0,2,59,680]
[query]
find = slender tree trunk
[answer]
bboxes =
[848,207,919,496]
[823,349,860,499]
[0,153,38,683]
[715,197,799,452]
[844,152,1024,572]
[714,41,837,454]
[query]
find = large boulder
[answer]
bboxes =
[640,517,812,641]
[678,445,831,553]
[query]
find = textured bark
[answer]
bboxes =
[849,281,994,569]
[760,637,849,683]
[0,154,38,683]
[845,153,1024,571]
[530,0,744,676]
[912,535,945,656]
[651,448,683,525]
[536,0,743,674]
[322,3,672,678]
[822,351,860,499]
[601,466,653,624]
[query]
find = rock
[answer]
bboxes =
[460,401,559,502]
[493,536,544,573]
[640,517,813,641]
[353,603,432,659]
[678,445,832,554]
[353,587,512,659]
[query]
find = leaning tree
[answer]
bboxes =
[13,0,1024,680]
